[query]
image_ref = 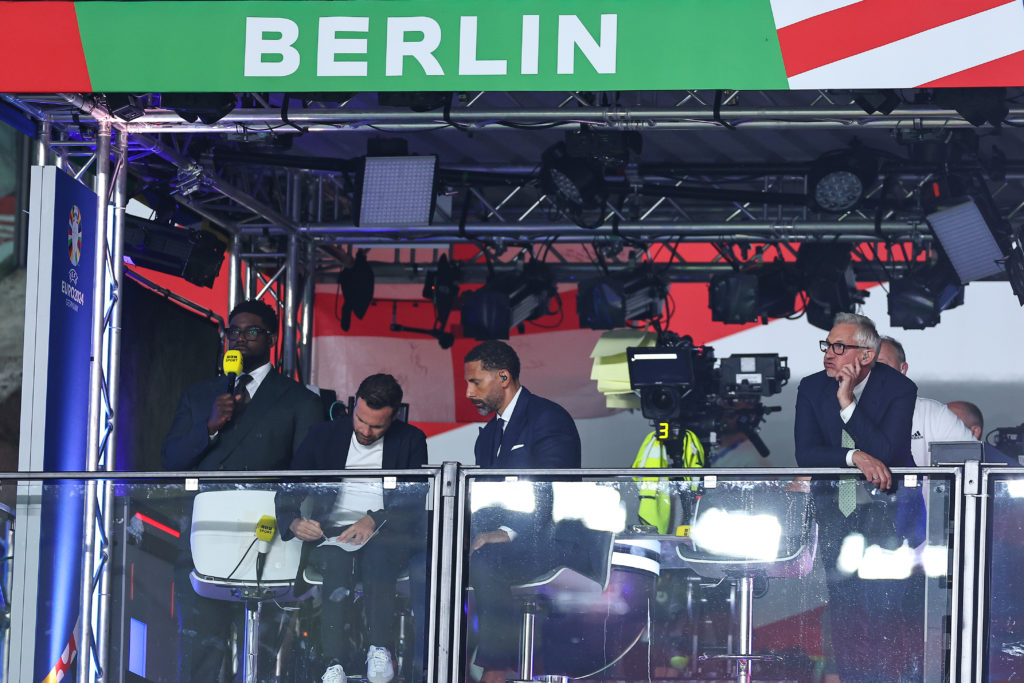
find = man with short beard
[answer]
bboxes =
[463,340,581,683]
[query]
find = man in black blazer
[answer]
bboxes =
[795,312,919,682]
[463,341,581,683]
[161,299,323,682]
[277,373,428,683]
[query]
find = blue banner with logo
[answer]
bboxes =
[32,168,97,682]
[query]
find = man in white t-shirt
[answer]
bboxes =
[877,336,977,466]
[277,374,428,683]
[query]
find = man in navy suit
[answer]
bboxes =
[795,312,919,682]
[162,299,323,682]
[463,340,581,683]
[277,373,428,683]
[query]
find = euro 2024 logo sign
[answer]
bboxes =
[68,205,83,267]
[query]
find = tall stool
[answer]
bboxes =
[674,486,817,683]
[189,490,305,683]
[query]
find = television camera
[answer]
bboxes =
[626,334,789,467]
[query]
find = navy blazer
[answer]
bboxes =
[795,363,917,468]
[161,370,324,472]
[276,417,429,542]
[473,387,582,469]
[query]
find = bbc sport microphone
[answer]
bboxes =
[223,350,243,394]
[255,514,276,555]
[255,514,276,582]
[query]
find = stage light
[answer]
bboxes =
[808,149,879,213]
[577,266,667,329]
[377,92,452,112]
[460,263,556,340]
[338,250,374,331]
[927,198,1006,283]
[935,87,1008,127]
[104,94,146,122]
[853,89,901,116]
[123,216,226,288]
[889,259,965,329]
[539,142,606,229]
[708,265,800,325]
[1006,229,1024,306]
[708,273,759,324]
[797,244,867,331]
[422,254,461,329]
[160,93,237,125]
[171,164,205,197]
[357,155,437,227]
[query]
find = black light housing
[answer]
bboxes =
[577,265,667,329]
[808,149,879,213]
[708,264,800,325]
[338,250,375,331]
[123,216,226,287]
[797,244,867,330]
[460,262,556,340]
[104,93,146,122]
[422,254,461,329]
[539,142,607,229]
[161,93,237,125]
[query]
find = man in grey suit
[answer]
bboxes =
[162,299,323,681]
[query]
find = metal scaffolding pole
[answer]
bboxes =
[93,129,129,682]
[80,119,111,683]
[229,234,242,312]
[299,239,315,384]
[284,233,299,378]
[34,118,51,166]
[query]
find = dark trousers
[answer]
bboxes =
[468,538,557,670]
[815,489,916,683]
[307,522,420,664]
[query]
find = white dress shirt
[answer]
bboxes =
[839,370,870,466]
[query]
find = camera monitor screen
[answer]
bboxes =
[626,347,695,389]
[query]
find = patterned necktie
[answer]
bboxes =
[235,374,253,409]
[838,428,857,517]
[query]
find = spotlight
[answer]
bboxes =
[797,244,867,331]
[1005,229,1024,306]
[708,265,800,324]
[377,92,452,112]
[104,93,146,122]
[161,93,237,125]
[935,87,1008,127]
[171,164,205,197]
[357,155,437,227]
[338,250,375,331]
[887,264,964,330]
[853,89,901,116]
[422,254,461,329]
[123,216,226,288]
[808,149,879,213]
[539,142,607,229]
[460,262,556,340]
[708,273,759,324]
[577,266,667,329]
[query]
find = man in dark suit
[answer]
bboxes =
[277,373,428,683]
[463,340,581,683]
[161,299,323,682]
[795,312,919,682]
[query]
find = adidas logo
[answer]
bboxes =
[911,430,923,439]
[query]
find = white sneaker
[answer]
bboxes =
[366,645,395,683]
[322,663,347,683]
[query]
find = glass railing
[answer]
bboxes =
[454,468,960,683]
[0,470,440,683]
[980,468,1024,683]
[0,464,992,682]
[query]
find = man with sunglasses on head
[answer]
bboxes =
[162,299,323,682]
[795,312,921,683]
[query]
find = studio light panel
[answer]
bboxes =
[359,155,437,227]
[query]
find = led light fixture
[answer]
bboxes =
[123,217,226,288]
[577,266,667,329]
[357,155,437,227]
[808,149,879,213]
[927,198,1006,283]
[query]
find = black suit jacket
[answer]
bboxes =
[276,417,429,542]
[795,363,917,468]
[472,387,581,541]
[795,362,923,546]
[161,370,324,471]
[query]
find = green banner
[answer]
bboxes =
[74,0,788,92]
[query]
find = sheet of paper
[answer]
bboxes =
[317,519,387,552]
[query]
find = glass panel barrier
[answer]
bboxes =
[0,472,437,683]
[981,468,1024,682]
[457,469,958,683]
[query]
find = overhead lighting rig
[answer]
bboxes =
[887,260,964,329]
[807,148,880,213]
[460,260,557,340]
[576,264,668,329]
[708,263,800,324]
[797,244,867,330]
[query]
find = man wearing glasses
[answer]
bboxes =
[162,299,323,682]
[794,311,919,683]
